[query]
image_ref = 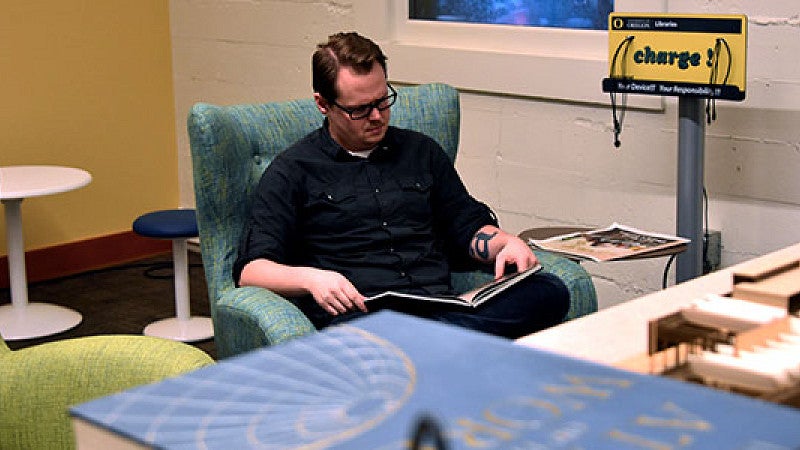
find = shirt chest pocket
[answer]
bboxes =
[391,175,434,221]
[306,185,370,232]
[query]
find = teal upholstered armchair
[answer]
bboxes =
[188,83,597,359]
[0,333,213,450]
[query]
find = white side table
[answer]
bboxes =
[0,165,92,340]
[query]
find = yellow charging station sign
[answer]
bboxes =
[603,13,747,100]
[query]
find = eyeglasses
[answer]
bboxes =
[331,84,397,120]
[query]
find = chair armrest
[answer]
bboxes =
[0,335,213,450]
[214,286,317,358]
[451,252,597,322]
[450,270,494,294]
[533,250,598,320]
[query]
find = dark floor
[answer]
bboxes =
[1,252,217,360]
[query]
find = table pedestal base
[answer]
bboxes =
[0,303,83,340]
[144,317,213,342]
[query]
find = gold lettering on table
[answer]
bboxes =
[607,402,714,449]
[636,417,711,431]
[454,418,514,448]
[483,397,562,429]
[542,374,632,398]
[608,429,681,450]
[636,402,712,431]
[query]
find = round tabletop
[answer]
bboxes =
[0,165,92,201]
[0,165,93,340]
[520,226,687,261]
[518,226,592,242]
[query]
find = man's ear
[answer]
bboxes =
[314,93,329,115]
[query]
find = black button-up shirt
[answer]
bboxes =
[233,123,497,297]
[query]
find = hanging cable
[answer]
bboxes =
[706,38,732,124]
[662,253,677,289]
[702,186,711,274]
[609,35,634,148]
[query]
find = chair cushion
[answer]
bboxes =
[133,209,198,239]
[1,335,213,450]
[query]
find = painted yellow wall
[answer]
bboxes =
[1,1,178,254]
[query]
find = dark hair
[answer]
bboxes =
[312,32,388,103]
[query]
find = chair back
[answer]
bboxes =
[188,83,460,321]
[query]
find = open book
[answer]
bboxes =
[365,264,542,308]
[529,223,688,262]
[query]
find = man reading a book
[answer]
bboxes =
[232,32,568,338]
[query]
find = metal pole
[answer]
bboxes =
[675,97,705,283]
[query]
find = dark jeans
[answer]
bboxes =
[291,272,570,339]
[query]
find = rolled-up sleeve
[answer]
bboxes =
[232,156,298,285]
[428,141,498,262]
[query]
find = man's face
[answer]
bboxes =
[315,62,390,153]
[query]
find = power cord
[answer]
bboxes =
[662,186,712,288]
[142,261,204,280]
[24,259,204,286]
[662,253,677,289]
[702,187,712,274]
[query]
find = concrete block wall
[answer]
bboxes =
[171,0,800,309]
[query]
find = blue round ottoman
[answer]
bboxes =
[132,209,213,342]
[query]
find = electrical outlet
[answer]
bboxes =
[703,230,722,274]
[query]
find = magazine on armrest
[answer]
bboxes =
[529,223,689,262]
[365,264,542,308]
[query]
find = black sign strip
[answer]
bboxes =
[611,16,742,34]
[602,78,745,101]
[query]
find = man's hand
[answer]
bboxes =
[492,235,538,279]
[469,225,539,279]
[304,268,368,315]
[239,259,367,316]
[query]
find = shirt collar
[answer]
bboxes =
[320,118,394,162]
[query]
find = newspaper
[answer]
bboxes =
[529,223,689,262]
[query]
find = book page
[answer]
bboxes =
[366,265,541,308]
[365,291,468,307]
[458,264,542,306]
